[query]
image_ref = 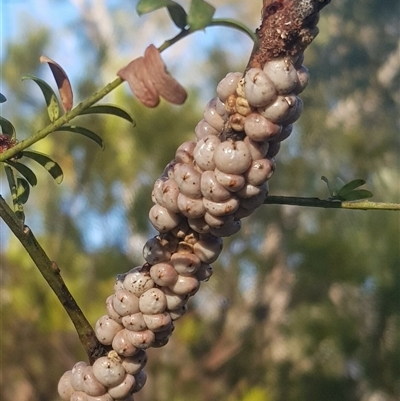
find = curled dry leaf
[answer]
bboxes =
[40,55,73,112]
[144,45,187,105]
[117,45,187,107]
[118,56,160,108]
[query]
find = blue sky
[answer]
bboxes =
[2,0,77,41]
[1,0,83,89]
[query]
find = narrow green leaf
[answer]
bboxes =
[0,116,16,139]
[0,93,6,103]
[137,0,182,15]
[342,189,373,201]
[5,160,38,186]
[4,165,25,220]
[168,4,188,28]
[321,176,334,197]
[40,55,74,112]
[333,177,346,195]
[209,18,259,46]
[78,104,135,125]
[337,179,366,197]
[16,177,30,204]
[22,74,60,122]
[136,0,167,14]
[21,150,64,184]
[58,125,105,149]
[187,0,215,31]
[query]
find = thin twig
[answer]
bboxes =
[264,196,400,211]
[0,195,107,362]
[158,28,192,52]
[0,77,123,162]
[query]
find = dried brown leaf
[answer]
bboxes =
[144,45,187,105]
[40,55,73,112]
[118,56,160,108]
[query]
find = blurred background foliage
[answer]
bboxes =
[0,0,399,400]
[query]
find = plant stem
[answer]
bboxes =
[0,77,123,162]
[209,19,259,46]
[0,195,106,362]
[264,195,400,211]
[157,18,258,53]
[158,28,192,52]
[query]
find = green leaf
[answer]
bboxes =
[342,189,373,201]
[58,125,105,149]
[22,74,61,122]
[321,176,334,197]
[16,177,30,204]
[321,176,329,184]
[209,18,259,45]
[78,104,135,125]
[333,177,345,195]
[0,93,6,103]
[5,160,38,186]
[21,150,64,184]
[137,0,182,14]
[0,116,16,139]
[168,3,188,28]
[40,55,74,112]
[187,0,215,31]
[337,179,366,197]
[136,0,187,28]
[4,165,25,220]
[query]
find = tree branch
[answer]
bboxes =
[0,195,107,362]
[264,195,400,211]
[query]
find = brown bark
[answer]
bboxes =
[249,0,331,69]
